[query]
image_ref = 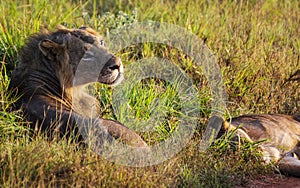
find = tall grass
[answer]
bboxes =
[0,0,299,187]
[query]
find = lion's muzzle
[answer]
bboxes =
[98,56,124,86]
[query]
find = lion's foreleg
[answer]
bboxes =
[99,119,148,147]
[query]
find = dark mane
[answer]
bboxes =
[9,27,100,112]
[9,29,70,110]
[7,26,147,147]
[19,31,51,67]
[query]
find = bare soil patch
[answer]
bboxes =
[236,174,300,188]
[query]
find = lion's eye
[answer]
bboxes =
[99,40,105,46]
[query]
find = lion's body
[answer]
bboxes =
[226,114,300,176]
[9,26,147,147]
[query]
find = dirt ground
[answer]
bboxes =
[236,174,300,188]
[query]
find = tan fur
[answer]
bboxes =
[225,114,300,176]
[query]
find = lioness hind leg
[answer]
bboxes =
[260,146,281,163]
[278,145,300,177]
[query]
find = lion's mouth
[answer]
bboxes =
[99,63,124,86]
[109,69,124,86]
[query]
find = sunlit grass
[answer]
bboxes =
[0,0,299,187]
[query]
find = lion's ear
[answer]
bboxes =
[39,39,63,60]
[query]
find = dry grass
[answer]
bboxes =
[0,0,299,187]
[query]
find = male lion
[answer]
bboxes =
[223,114,300,177]
[8,26,147,147]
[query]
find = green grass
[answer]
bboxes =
[1,0,299,187]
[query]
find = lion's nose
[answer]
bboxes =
[107,57,122,71]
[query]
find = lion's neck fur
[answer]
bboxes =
[65,85,99,118]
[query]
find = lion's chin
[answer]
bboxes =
[99,71,124,86]
[108,72,124,86]
[103,64,124,86]
[98,64,124,86]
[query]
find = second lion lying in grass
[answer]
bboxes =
[224,114,300,177]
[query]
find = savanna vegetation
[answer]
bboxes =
[0,0,299,187]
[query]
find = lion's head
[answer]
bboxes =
[9,26,123,108]
[37,26,124,87]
